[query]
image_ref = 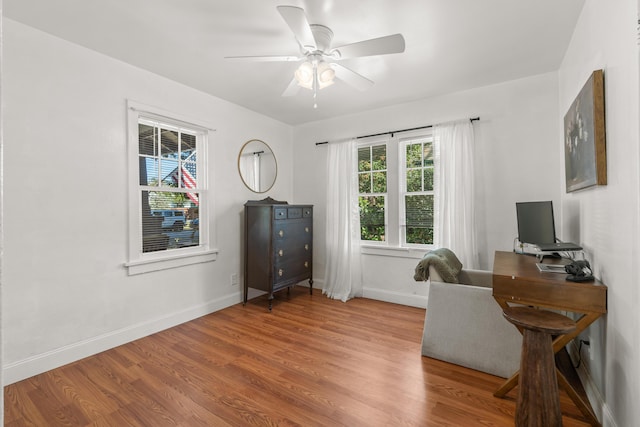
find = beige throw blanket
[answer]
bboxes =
[413,248,463,283]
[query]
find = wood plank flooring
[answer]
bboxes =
[5,287,592,426]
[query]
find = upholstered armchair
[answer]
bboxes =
[416,249,522,378]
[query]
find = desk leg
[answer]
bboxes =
[492,293,604,426]
[552,312,600,353]
[556,369,601,427]
[493,371,519,398]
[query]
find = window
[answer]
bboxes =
[358,144,387,241]
[126,101,217,274]
[357,131,435,249]
[401,136,434,245]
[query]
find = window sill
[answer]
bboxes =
[125,248,219,275]
[360,244,428,259]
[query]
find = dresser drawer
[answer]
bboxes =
[273,241,311,260]
[273,258,312,284]
[287,207,302,219]
[273,220,312,240]
[274,207,288,220]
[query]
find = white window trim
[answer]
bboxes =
[360,244,427,259]
[398,133,435,249]
[357,136,392,247]
[125,100,218,275]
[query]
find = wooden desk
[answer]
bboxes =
[492,251,607,427]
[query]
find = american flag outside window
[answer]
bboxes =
[170,153,199,205]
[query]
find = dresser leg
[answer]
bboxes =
[309,279,313,294]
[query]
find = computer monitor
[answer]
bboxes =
[516,201,556,245]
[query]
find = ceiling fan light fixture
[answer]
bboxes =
[295,60,335,91]
[317,61,335,89]
[294,61,314,89]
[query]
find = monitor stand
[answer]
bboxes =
[536,250,584,262]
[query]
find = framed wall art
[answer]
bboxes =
[564,69,607,193]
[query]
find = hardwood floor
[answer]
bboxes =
[5,287,591,426]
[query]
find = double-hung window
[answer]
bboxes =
[401,135,435,246]
[357,130,435,250]
[358,143,387,242]
[126,101,217,274]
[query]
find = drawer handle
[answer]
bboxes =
[278,269,283,277]
[305,227,309,233]
[278,249,284,257]
[304,244,309,251]
[279,230,284,237]
[304,261,309,268]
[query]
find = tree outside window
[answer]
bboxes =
[403,139,434,245]
[358,144,387,241]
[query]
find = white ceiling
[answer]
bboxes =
[5,0,585,125]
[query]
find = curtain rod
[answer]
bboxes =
[314,117,480,146]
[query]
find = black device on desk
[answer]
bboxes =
[565,260,594,282]
[516,201,582,252]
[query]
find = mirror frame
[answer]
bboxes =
[237,139,278,193]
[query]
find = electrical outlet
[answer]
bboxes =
[580,338,593,362]
[231,273,239,286]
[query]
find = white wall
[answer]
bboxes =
[1,1,5,422]
[558,1,640,425]
[293,72,563,306]
[2,19,294,383]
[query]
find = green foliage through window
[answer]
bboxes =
[404,139,434,245]
[405,194,433,244]
[355,136,436,246]
[358,144,387,241]
[359,196,385,241]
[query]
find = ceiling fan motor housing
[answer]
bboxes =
[309,24,334,55]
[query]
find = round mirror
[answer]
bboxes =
[238,139,277,193]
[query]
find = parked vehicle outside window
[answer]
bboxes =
[151,209,186,231]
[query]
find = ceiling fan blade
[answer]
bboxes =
[281,78,301,97]
[277,6,317,51]
[332,34,405,59]
[333,63,374,91]
[224,55,300,62]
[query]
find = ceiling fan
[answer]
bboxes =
[225,5,405,107]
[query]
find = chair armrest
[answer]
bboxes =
[428,266,493,288]
[422,280,521,378]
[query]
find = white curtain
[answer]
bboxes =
[433,120,479,269]
[323,138,363,301]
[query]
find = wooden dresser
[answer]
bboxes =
[243,198,313,311]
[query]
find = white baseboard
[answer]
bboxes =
[362,287,427,309]
[3,291,242,385]
[312,279,427,308]
[568,341,617,427]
